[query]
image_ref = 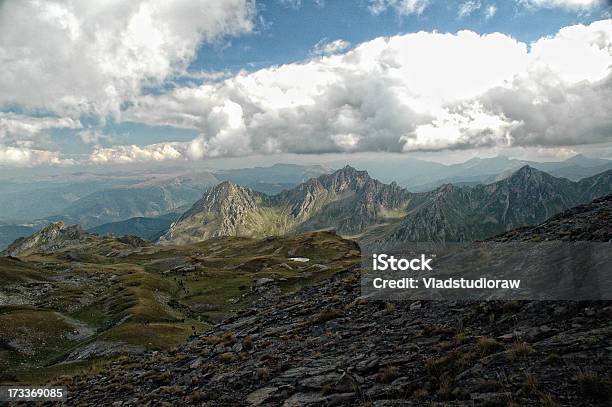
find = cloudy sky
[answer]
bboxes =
[0,0,611,167]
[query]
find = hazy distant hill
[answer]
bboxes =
[405,154,612,191]
[215,163,331,194]
[88,213,180,241]
[0,180,129,222]
[216,163,330,184]
[47,174,218,229]
[160,165,612,246]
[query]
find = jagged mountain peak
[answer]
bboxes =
[28,221,86,240]
[281,166,374,201]
[339,165,369,177]
[511,164,538,176]
[307,165,373,192]
[210,180,250,195]
[179,181,261,220]
[503,165,562,186]
[159,181,265,244]
[338,164,364,174]
[325,165,370,180]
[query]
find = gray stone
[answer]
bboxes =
[246,386,278,406]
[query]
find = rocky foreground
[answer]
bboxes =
[62,197,612,406]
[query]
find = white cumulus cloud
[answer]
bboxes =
[519,0,605,10]
[368,0,431,15]
[89,143,186,164]
[311,39,351,56]
[121,19,612,158]
[458,1,482,18]
[0,0,255,118]
[0,146,73,166]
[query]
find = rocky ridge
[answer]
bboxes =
[2,221,152,257]
[2,221,93,257]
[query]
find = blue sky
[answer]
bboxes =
[192,0,608,72]
[0,0,611,167]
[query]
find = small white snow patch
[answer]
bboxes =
[289,257,310,262]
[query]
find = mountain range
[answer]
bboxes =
[0,164,330,250]
[401,154,612,191]
[159,166,411,245]
[325,153,612,190]
[1,156,610,251]
[160,165,612,247]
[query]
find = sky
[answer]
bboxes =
[0,0,611,168]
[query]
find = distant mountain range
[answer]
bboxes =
[87,212,180,241]
[0,164,330,249]
[400,154,612,191]
[328,154,611,191]
[46,174,217,229]
[160,165,612,246]
[1,157,610,250]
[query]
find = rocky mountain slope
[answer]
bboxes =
[63,197,612,406]
[161,165,612,246]
[159,182,270,244]
[490,194,612,243]
[3,221,98,257]
[0,223,37,254]
[386,165,590,244]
